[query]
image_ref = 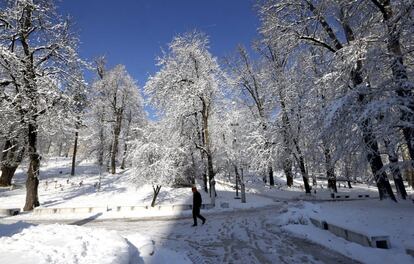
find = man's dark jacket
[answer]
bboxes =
[193,191,202,209]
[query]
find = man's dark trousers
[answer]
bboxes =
[193,206,206,225]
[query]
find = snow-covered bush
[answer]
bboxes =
[130,122,190,206]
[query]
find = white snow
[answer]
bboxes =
[276,200,414,264]
[0,222,191,264]
[1,158,414,263]
[0,223,130,264]
[242,170,382,201]
[0,158,274,222]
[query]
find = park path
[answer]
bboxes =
[81,203,360,264]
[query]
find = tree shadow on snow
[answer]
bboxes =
[109,188,225,263]
[68,212,103,226]
[0,221,35,237]
[38,175,127,207]
[126,239,145,264]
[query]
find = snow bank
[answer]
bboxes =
[0,222,193,264]
[276,202,319,226]
[0,223,130,264]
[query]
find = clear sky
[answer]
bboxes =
[58,0,260,87]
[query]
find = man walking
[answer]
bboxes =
[192,186,206,226]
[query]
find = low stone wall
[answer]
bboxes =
[32,203,215,216]
[310,217,391,249]
[33,206,108,215]
[0,208,20,216]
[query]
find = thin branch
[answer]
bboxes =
[299,36,337,53]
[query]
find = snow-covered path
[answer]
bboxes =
[79,204,359,264]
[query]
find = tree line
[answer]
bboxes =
[0,0,413,211]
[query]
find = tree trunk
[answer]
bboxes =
[111,113,123,174]
[120,142,127,170]
[297,155,311,193]
[289,116,311,193]
[24,123,40,211]
[233,165,240,198]
[19,4,41,211]
[58,141,63,157]
[206,152,214,190]
[120,110,132,170]
[193,111,207,192]
[45,139,51,155]
[279,96,310,193]
[151,185,161,207]
[281,112,294,187]
[268,165,275,186]
[203,173,208,193]
[292,142,311,194]
[190,151,196,184]
[344,158,352,188]
[360,121,395,201]
[401,144,414,188]
[391,163,408,200]
[0,165,18,186]
[106,142,112,172]
[324,147,337,193]
[70,129,79,176]
[283,157,293,187]
[110,140,117,174]
[0,139,23,186]
[98,129,104,166]
[384,140,407,199]
[97,111,105,167]
[362,121,396,201]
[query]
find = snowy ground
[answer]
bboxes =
[0,221,190,264]
[1,158,414,263]
[237,171,383,201]
[0,157,273,218]
[1,204,359,264]
[278,200,414,264]
[79,204,360,264]
[1,157,197,209]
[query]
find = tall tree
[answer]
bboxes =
[259,0,398,199]
[145,31,223,193]
[0,0,83,210]
[225,45,278,186]
[92,65,143,174]
[69,75,87,176]
[370,0,414,159]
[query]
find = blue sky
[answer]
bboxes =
[58,0,260,88]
